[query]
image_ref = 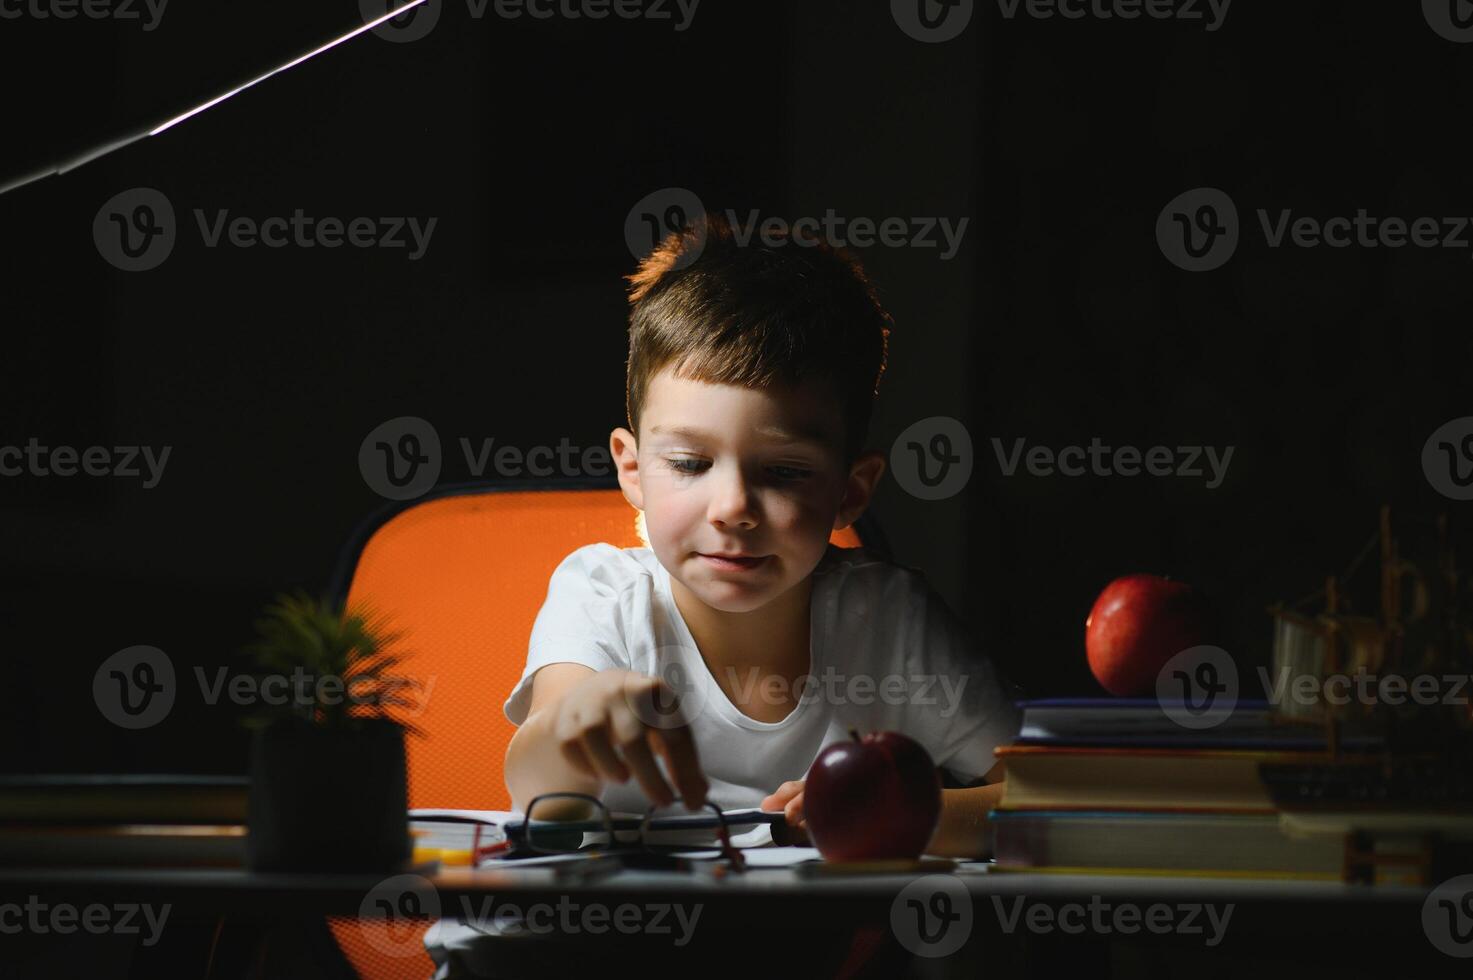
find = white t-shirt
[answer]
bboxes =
[505,542,1024,817]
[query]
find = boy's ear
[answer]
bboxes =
[610,426,644,511]
[833,449,886,531]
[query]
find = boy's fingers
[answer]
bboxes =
[618,734,675,808]
[577,726,630,784]
[558,740,598,780]
[608,708,675,806]
[650,727,708,809]
[761,780,801,809]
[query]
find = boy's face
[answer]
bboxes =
[611,367,885,614]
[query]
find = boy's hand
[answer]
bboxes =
[552,668,709,810]
[761,780,810,844]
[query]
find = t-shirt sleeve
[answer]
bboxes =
[902,580,1024,786]
[502,543,637,727]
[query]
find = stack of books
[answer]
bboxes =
[986,698,1428,882]
[0,774,248,867]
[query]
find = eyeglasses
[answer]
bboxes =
[511,792,750,873]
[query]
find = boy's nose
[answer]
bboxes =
[708,469,758,529]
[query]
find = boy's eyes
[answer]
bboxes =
[663,457,813,481]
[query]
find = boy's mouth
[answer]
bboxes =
[697,553,770,571]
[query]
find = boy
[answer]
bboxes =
[425,213,1022,977]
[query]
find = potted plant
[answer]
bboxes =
[242,592,424,872]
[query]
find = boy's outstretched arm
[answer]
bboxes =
[504,663,604,813]
[504,662,709,815]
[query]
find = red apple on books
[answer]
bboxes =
[802,729,941,862]
[1085,573,1215,697]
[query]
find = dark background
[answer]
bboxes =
[1,0,1469,774]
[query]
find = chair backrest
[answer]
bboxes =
[326,481,872,979]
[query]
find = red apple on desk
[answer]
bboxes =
[1085,573,1215,697]
[803,729,941,862]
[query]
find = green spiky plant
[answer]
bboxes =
[243,592,425,737]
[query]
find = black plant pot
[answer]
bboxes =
[246,718,410,872]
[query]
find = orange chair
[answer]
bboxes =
[322,479,885,980]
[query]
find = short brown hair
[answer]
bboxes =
[624,211,891,463]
